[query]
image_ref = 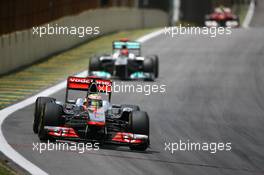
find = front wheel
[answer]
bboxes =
[33,97,55,133]
[38,103,62,141]
[89,56,101,74]
[150,55,159,78]
[129,111,150,151]
[143,58,154,73]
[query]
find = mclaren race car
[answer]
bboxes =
[205,6,240,28]
[33,76,150,151]
[88,38,159,80]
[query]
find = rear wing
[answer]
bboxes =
[112,41,141,50]
[65,76,112,103]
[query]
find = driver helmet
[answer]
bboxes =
[120,49,129,56]
[86,94,103,108]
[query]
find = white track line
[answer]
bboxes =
[243,0,256,28]
[0,29,163,175]
[137,29,164,43]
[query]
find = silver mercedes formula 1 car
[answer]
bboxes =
[89,38,159,80]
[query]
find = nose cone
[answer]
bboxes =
[88,108,105,125]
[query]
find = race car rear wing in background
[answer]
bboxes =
[65,76,112,103]
[112,41,140,49]
[113,39,141,51]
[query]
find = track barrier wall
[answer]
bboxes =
[0,8,168,75]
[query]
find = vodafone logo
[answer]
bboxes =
[68,77,112,86]
[69,77,91,84]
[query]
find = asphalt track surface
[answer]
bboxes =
[3,7,264,175]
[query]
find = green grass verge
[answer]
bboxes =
[0,161,16,175]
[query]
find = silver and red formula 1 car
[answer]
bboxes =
[33,76,150,151]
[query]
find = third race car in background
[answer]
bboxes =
[88,38,159,81]
[205,6,240,28]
